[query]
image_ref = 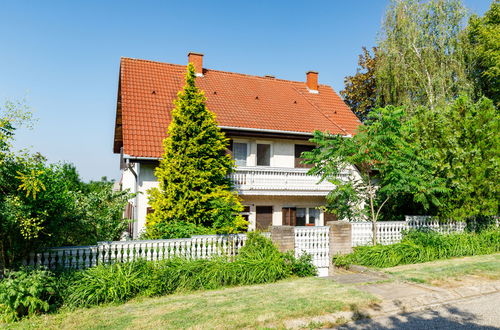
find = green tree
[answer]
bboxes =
[467,0,500,106]
[340,47,379,122]
[413,95,500,220]
[73,178,131,244]
[146,64,247,239]
[304,106,446,245]
[376,0,473,111]
[0,100,132,270]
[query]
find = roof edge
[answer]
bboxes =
[219,126,315,136]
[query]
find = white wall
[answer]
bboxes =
[231,137,314,168]
[240,195,326,230]
[121,162,159,238]
[120,137,348,236]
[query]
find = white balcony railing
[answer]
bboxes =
[229,167,342,195]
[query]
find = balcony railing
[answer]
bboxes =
[229,167,344,195]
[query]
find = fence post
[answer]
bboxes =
[326,221,353,275]
[269,226,295,253]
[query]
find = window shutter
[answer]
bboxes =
[324,211,337,224]
[282,207,296,226]
[294,145,315,168]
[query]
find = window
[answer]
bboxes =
[233,142,248,166]
[296,208,307,226]
[309,208,320,225]
[240,205,251,223]
[295,144,315,168]
[257,144,271,166]
[282,207,320,226]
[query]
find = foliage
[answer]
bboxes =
[65,261,149,307]
[467,0,500,106]
[0,100,132,270]
[376,0,473,111]
[413,96,499,220]
[0,267,60,321]
[64,233,315,308]
[340,47,379,121]
[304,106,446,244]
[335,228,500,268]
[73,179,131,244]
[146,63,246,239]
[284,252,317,277]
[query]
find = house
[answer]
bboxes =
[113,52,361,238]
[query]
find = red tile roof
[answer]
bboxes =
[114,57,361,157]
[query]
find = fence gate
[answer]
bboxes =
[294,226,330,277]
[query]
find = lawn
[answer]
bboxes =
[383,253,500,286]
[8,277,377,329]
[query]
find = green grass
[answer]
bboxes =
[6,277,377,329]
[384,253,500,286]
[335,229,500,268]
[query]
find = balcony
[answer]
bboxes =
[229,167,342,196]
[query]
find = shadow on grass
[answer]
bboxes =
[338,303,496,329]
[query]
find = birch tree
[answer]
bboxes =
[376,0,473,111]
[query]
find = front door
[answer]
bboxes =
[256,206,273,230]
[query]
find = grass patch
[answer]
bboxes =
[384,253,500,286]
[8,277,377,329]
[335,229,500,268]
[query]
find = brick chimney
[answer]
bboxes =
[188,52,204,76]
[306,71,319,93]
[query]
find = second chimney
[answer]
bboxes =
[188,52,204,76]
[306,71,319,93]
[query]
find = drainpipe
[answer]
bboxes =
[126,159,140,239]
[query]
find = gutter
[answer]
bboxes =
[219,126,314,136]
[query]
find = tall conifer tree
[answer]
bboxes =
[146,64,246,239]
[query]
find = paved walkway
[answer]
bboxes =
[338,291,500,329]
[285,268,500,329]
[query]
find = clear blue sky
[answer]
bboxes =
[0,0,492,182]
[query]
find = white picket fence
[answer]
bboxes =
[23,234,254,270]
[351,216,466,247]
[294,226,330,277]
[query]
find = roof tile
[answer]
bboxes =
[115,57,361,157]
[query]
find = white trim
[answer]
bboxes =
[123,155,160,161]
[307,88,319,94]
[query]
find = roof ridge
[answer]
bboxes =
[120,57,331,87]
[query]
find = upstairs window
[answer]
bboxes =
[295,144,315,168]
[233,142,248,166]
[257,144,271,166]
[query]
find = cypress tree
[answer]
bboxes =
[146,64,246,239]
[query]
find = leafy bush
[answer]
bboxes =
[0,233,316,322]
[65,260,151,307]
[334,229,500,268]
[0,267,60,321]
[65,233,316,307]
[285,253,318,277]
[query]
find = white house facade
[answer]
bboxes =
[114,53,361,238]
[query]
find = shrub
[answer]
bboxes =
[285,252,317,277]
[0,267,60,321]
[65,260,152,307]
[0,233,316,322]
[64,233,316,307]
[335,229,500,268]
